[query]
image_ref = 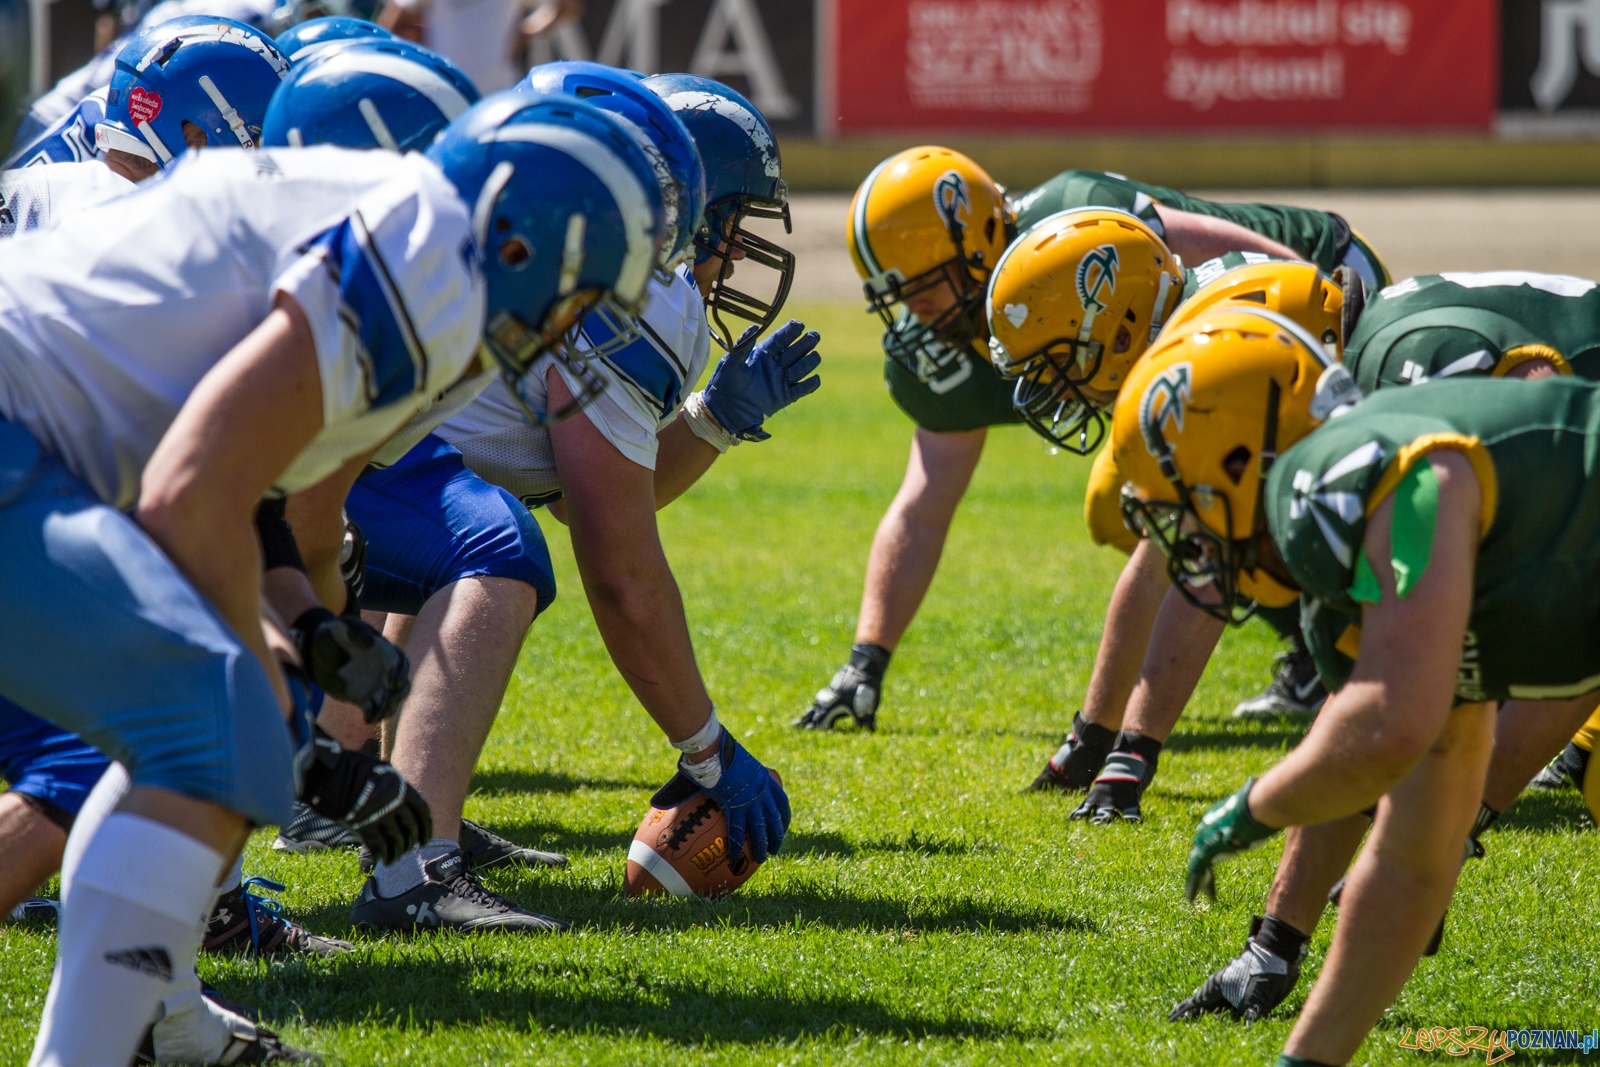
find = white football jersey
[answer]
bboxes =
[438,265,713,504]
[0,162,134,239]
[0,146,485,510]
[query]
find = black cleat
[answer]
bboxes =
[272,803,362,854]
[203,878,353,959]
[359,818,570,874]
[1027,711,1114,793]
[351,850,570,934]
[7,897,59,925]
[794,663,880,731]
[1234,648,1327,720]
[134,993,318,1064]
[1530,742,1590,792]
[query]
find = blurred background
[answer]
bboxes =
[6,0,1600,290]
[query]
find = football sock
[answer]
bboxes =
[1252,913,1310,961]
[374,837,458,896]
[849,643,891,684]
[218,855,244,895]
[148,975,241,1063]
[59,761,132,902]
[1111,731,1163,773]
[30,813,223,1067]
[1052,711,1116,770]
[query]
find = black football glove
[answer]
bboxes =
[298,729,431,865]
[339,517,367,612]
[1169,915,1305,1023]
[290,607,410,724]
[1070,751,1154,824]
[1028,711,1116,792]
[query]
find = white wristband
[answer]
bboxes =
[682,391,737,453]
[671,709,722,754]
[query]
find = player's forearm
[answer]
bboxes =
[573,536,715,747]
[652,415,720,509]
[286,452,374,611]
[1154,205,1303,265]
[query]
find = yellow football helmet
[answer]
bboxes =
[1112,305,1363,623]
[848,146,1009,380]
[985,208,1183,454]
[1161,259,1345,359]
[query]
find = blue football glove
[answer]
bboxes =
[702,319,822,441]
[651,729,791,865]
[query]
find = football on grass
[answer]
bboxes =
[624,770,781,898]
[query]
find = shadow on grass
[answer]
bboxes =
[469,769,650,796]
[219,953,1043,1043]
[281,879,1095,944]
[781,830,994,859]
[1499,788,1594,835]
[1162,725,1308,755]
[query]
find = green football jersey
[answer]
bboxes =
[1264,377,1600,701]
[1010,170,1354,276]
[1343,271,1600,392]
[886,168,1378,432]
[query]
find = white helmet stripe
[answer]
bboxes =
[198,74,255,147]
[851,155,894,280]
[660,90,779,179]
[487,124,656,311]
[358,98,400,151]
[307,50,471,122]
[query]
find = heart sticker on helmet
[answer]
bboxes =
[128,88,163,125]
[1004,302,1029,329]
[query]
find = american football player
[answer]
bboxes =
[799,150,1388,732]
[2,89,656,1063]
[4,15,288,180]
[1115,306,1600,1067]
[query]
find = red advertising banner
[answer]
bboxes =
[828,0,1497,133]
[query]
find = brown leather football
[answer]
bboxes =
[624,770,781,898]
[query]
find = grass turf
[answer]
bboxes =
[3,302,1597,1065]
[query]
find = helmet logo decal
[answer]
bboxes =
[1139,361,1191,457]
[1075,243,1119,344]
[932,170,970,232]
[1076,244,1119,315]
[128,87,163,125]
[1003,302,1029,329]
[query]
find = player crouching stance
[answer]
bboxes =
[1113,307,1600,1067]
[2,94,642,1062]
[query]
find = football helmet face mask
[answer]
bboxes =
[428,90,667,428]
[645,73,794,349]
[97,16,289,168]
[849,146,1008,381]
[261,39,477,153]
[1113,307,1362,624]
[271,15,394,63]
[985,208,1183,454]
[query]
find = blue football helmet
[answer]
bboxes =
[96,16,289,168]
[427,90,666,426]
[273,15,393,63]
[520,61,706,273]
[642,74,793,349]
[262,40,477,152]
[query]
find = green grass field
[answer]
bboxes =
[3,303,1596,1065]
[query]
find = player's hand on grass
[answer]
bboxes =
[299,729,432,864]
[1069,752,1151,824]
[1169,916,1303,1023]
[652,729,791,865]
[703,319,822,441]
[1185,778,1279,903]
[291,606,410,724]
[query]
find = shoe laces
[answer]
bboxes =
[443,867,515,914]
[238,876,291,952]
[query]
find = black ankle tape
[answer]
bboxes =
[1112,730,1163,765]
[1251,912,1310,961]
[1472,802,1500,839]
[1274,1055,1342,1067]
[849,643,892,682]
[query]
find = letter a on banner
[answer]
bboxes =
[690,0,799,118]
